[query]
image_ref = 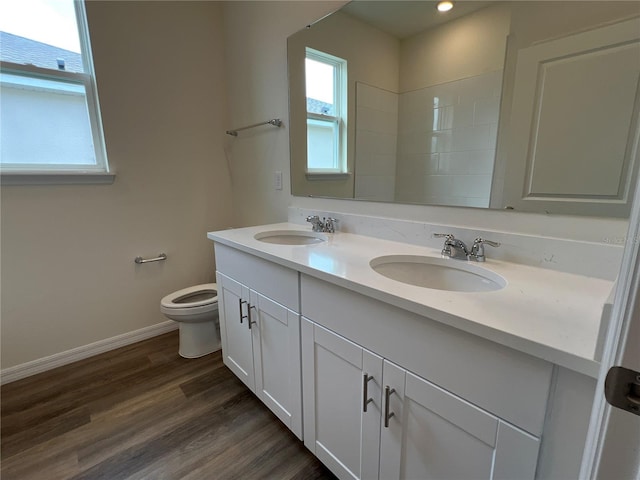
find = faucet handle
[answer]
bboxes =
[433,233,455,240]
[474,237,500,247]
[471,237,500,262]
[324,217,338,233]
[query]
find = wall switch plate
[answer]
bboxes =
[274,171,283,190]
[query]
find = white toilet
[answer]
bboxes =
[160,283,221,358]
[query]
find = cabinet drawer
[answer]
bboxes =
[215,243,299,311]
[301,274,552,436]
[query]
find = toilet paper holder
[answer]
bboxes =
[134,253,167,264]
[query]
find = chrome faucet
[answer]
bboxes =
[306,215,324,232]
[434,234,500,262]
[470,237,500,262]
[434,233,470,260]
[306,215,339,233]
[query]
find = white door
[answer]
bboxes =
[217,272,254,391]
[581,154,640,478]
[595,313,640,479]
[301,319,383,480]
[379,360,539,480]
[251,290,303,439]
[498,17,640,217]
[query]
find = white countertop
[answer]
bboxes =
[208,223,614,377]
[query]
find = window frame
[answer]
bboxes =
[305,48,348,176]
[0,0,113,185]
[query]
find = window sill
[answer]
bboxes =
[305,172,351,181]
[1,171,116,186]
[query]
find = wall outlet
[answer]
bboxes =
[274,171,283,190]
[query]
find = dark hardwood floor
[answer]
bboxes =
[1,331,336,480]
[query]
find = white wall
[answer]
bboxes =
[399,3,510,92]
[221,1,345,228]
[0,1,233,369]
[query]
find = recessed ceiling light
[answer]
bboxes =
[437,1,454,12]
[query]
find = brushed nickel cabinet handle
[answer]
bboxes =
[248,305,257,330]
[363,373,374,412]
[384,386,396,428]
[238,299,248,324]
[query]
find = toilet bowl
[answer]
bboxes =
[160,283,221,358]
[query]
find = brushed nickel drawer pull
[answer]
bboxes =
[384,386,396,428]
[238,299,248,324]
[363,373,374,412]
[248,305,257,329]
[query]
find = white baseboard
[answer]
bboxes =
[0,321,178,385]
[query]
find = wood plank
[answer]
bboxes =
[1,331,335,480]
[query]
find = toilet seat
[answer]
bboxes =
[160,283,221,358]
[161,283,217,310]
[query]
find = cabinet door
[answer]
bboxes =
[379,362,539,480]
[302,319,383,480]
[251,291,303,439]
[217,272,254,390]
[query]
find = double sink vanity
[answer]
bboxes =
[207,220,614,480]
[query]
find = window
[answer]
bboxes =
[305,48,347,174]
[0,0,111,182]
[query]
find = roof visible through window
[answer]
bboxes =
[0,0,83,72]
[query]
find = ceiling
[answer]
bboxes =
[340,1,494,39]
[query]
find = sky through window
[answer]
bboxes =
[0,0,81,53]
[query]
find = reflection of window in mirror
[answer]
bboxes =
[305,48,347,173]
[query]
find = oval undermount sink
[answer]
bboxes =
[254,230,327,245]
[370,255,506,292]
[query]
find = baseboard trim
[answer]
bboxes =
[0,321,178,385]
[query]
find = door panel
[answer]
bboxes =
[217,272,254,390]
[380,363,512,480]
[500,17,640,217]
[586,193,640,478]
[361,350,383,480]
[405,371,498,447]
[314,338,364,478]
[251,291,302,439]
[302,319,383,480]
[493,422,539,480]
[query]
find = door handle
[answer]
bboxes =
[605,366,640,415]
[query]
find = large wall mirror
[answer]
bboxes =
[288,1,640,217]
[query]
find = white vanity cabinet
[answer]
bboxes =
[302,319,540,480]
[208,224,608,480]
[215,243,302,439]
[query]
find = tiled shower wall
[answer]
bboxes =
[355,71,502,206]
[354,82,399,202]
[395,70,503,207]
